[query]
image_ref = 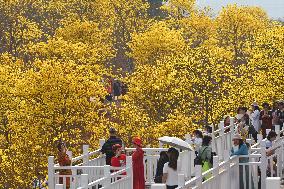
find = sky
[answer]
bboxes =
[196,0,284,19]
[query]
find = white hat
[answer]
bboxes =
[232,133,242,140]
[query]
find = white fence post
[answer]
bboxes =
[212,125,216,154]
[48,156,55,189]
[178,174,185,187]
[83,145,89,165]
[81,174,88,188]
[159,141,163,148]
[220,121,225,159]
[275,125,280,139]
[104,165,111,187]
[126,156,133,189]
[224,150,231,188]
[99,139,105,149]
[213,156,219,189]
[230,117,235,148]
[55,184,64,189]
[151,184,166,189]
[195,165,202,188]
[260,140,268,189]
[266,177,280,189]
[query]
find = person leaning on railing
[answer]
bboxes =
[111,144,126,177]
[265,131,278,177]
[231,134,250,189]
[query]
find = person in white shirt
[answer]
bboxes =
[162,148,180,189]
[250,102,261,133]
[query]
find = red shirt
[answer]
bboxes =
[111,154,126,175]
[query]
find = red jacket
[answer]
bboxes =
[111,154,126,175]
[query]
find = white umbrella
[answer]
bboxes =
[158,136,194,151]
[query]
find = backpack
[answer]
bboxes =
[194,147,208,166]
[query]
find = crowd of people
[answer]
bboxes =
[54,100,284,189]
[232,100,284,141]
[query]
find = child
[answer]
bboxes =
[111,144,126,176]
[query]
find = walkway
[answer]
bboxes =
[47,119,284,189]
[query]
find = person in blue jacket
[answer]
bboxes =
[231,134,251,189]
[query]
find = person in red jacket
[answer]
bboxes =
[132,137,145,189]
[111,144,126,176]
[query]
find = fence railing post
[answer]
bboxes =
[81,174,88,188]
[178,173,185,187]
[104,165,111,187]
[230,117,235,148]
[159,141,163,148]
[260,140,268,189]
[275,125,280,139]
[99,139,105,150]
[220,121,225,159]
[83,144,89,176]
[266,177,280,189]
[213,156,219,189]
[195,165,202,188]
[224,150,231,188]
[55,184,64,189]
[48,156,55,189]
[126,156,133,189]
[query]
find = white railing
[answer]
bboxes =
[49,119,284,189]
[151,132,284,189]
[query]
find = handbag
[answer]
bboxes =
[194,147,208,166]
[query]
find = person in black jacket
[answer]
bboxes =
[154,151,169,183]
[101,128,123,165]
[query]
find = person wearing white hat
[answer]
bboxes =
[231,134,248,158]
[231,134,249,189]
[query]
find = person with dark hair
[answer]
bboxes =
[231,134,249,189]
[132,137,145,189]
[111,144,126,176]
[260,102,273,138]
[57,141,72,189]
[275,101,284,130]
[162,148,180,189]
[192,130,203,151]
[198,135,213,176]
[240,107,250,125]
[272,101,280,128]
[266,131,277,149]
[265,130,278,176]
[204,125,213,134]
[154,151,169,183]
[101,128,123,165]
